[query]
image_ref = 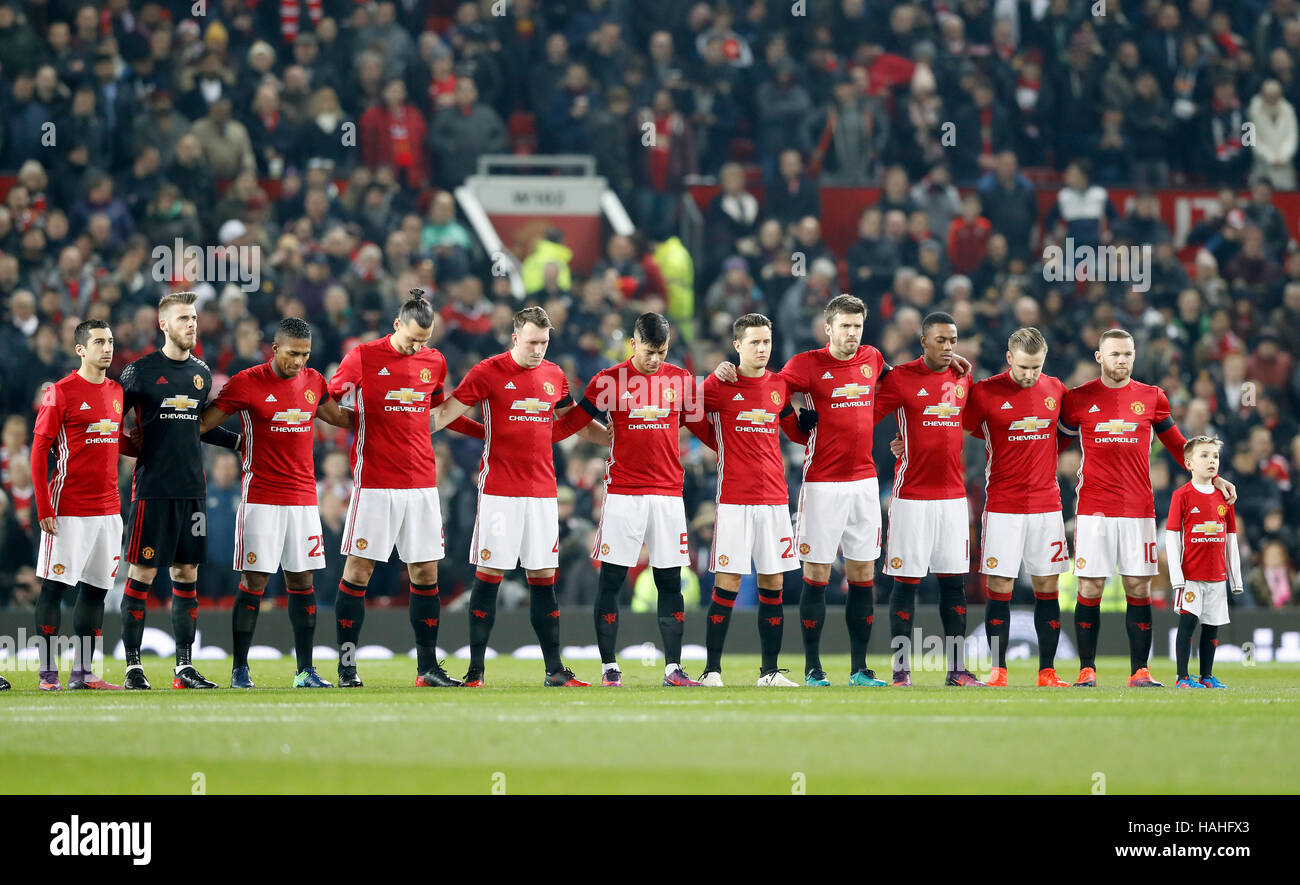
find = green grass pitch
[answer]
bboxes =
[2,655,1297,794]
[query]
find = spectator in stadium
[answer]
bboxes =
[976,151,1039,260]
[946,193,992,276]
[189,96,256,181]
[1248,539,1296,609]
[358,77,429,189]
[909,163,962,246]
[776,256,837,362]
[756,59,812,176]
[1248,78,1298,187]
[633,88,697,241]
[1207,76,1249,185]
[1245,178,1291,257]
[1043,160,1118,248]
[703,162,759,281]
[801,72,889,185]
[765,149,821,232]
[543,61,600,154]
[429,77,507,190]
[704,256,763,327]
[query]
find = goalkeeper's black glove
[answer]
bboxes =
[797,408,819,432]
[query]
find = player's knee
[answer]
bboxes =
[408,562,438,585]
[282,571,313,592]
[241,572,270,594]
[128,564,157,584]
[844,560,874,583]
[343,556,376,584]
[802,562,832,583]
[170,564,197,583]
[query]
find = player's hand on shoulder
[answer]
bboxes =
[890,432,903,458]
[949,353,973,376]
[1212,475,1237,504]
[797,407,818,432]
[713,361,738,383]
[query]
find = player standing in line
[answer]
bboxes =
[959,328,1073,687]
[873,311,985,687]
[553,312,711,687]
[697,313,817,687]
[119,292,243,690]
[327,292,485,688]
[30,321,129,690]
[432,306,610,687]
[1167,436,1243,689]
[1058,329,1236,687]
[200,318,355,688]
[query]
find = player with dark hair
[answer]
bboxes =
[326,291,485,688]
[432,306,610,687]
[199,317,354,688]
[1058,330,1235,687]
[30,320,131,690]
[697,313,817,687]
[874,311,985,687]
[118,292,243,690]
[552,312,712,686]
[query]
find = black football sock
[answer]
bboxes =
[468,571,501,671]
[285,586,317,671]
[36,579,70,673]
[1176,610,1198,679]
[937,574,968,671]
[704,587,738,672]
[171,581,198,668]
[985,587,1012,670]
[799,578,827,673]
[72,584,108,674]
[409,582,441,671]
[653,567,685,666]
[1074,594,1101,671]
[1033,589,1062,670]
[889,578,919,673]
[594,563,628,667]
[231,583,263,670]
[1125,594,1153,674]
[846,580,874,672]
[120,578,151,666]
[527,575,562,673]
[758,588,784,673]
[335,579,367,662]
[1198,624,1220,678]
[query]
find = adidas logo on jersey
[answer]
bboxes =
[1088,404,1100,413]
[377,368,390,376]
[80,402,91,410]
[265,394,277,402]
[621,390,635,399]
[732,393,745,401]
[821,371,833,379]
[916,388,929,397]
[1190,506,1200,513]
[505,382,517,390]
[1001,401,1012,409]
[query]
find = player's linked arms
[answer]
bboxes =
[430,396,472,432]
[315,397,354,429]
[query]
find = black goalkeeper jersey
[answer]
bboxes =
[120,350,216,500]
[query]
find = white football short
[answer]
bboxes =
[235,503,326,574]
[710,503,800,575]
[883,496,970,578]
[38,514,123,590]
[1073,514,1157,578]
[794,477,882,563]
[342,487,445,563]
[979,510,1070,577]
[593,493,689,568]
[471,494,559,571]
[1175,579,1230,627]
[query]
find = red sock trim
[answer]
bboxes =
[936,573,962,579]
[1126,595,1151,607]
[802,578,828,587]
[986,589,1013,602]
[1033,590,1058,600]
[123,579,151,600]
[527,575,557,587]
[474,570,503,584]
[171,586,197,599]
[711,590,737,608]
[758,591,783,605]
[285,585,314,595]
[848,580,874,588]
[410,582,439,596]
[338,580,367,598]
[894,576,921,585]
[1076,594,1101,607]
[238,583,265,597]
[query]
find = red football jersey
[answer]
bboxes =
[583,359,699,497]
[213,362,329,506]
[327,337,448,490]
[1060,378,1171,518]
[703,371,791,506]
[1167,482,1236,582]
[964,372,1066,513]
[873,358,971,500]
[780,344,887,483]
[453,351,570,498]
[32,372,124,518]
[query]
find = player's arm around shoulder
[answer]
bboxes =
[431,395,473,432]
[316,394,354,428]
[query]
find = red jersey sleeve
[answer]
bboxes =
[32,383,64,440]
[1059,389,1080,432]
[961,385,985,437]
[329,346,363,409]
[211,369,248,414]
[872,371,901,423]
[1166,487,1184,532]
[778,354,811,394]
[702,375,722,413]
[1225,500,1237,533]
[452,361,492,408]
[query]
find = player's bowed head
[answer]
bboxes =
[391,289,437,356]
[1006,326,1048,389]
[919,311,960,373]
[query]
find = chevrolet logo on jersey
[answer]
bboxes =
[923,403,961,418]
[87,419,119,435]
[511,398,552,414]
[629,406,671,421]
[1094,419,1138,434]
[272,409,312,425]
[1008,417,1052,432]
[385,388,425,405]
[830,383,871,399]
[1190,521,1225,535]
[161,395,198,410]
[737,409,776,425]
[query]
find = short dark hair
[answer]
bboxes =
[633,312,670,348]
[825,294,866,324]
[921,311,957,336]
[275,317,312,343]
[158,290,197,316]
[732,312,771,341]
[74,319,109,349]
[398,289,435,328]
[513,305,553,331]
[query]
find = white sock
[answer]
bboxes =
[664,663,680,677]
[603,661,618,672]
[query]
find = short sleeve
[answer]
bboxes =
[1166,489,1183,531]
[778,354,810,393]
[1154,387,1173,427]
[961,386,984,435]
[1225,500,1237,533]
[211,370,247,414]
[328,347,363,410]
[702,374,721,413]
[452,361,491,408]
[33,384,63,440]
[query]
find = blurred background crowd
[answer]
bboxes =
[0,0,1297,619]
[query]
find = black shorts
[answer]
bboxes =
[125,498,207,567]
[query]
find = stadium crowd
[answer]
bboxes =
[0,0,1297,617]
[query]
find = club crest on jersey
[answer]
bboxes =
[600,543,610,556]
[1076,557,1085,569]
[1218,504,1227,517]
[663,387,676,402]
[717,555,730,567]
[799,543,811,556]
[831,383,870,399]
[1094,419,1138,434]
[769,390,781,405]
[161,395,199,410]
[1130,401,1145,415]
[193,375,204,390]
[629,406,670,421]
[420,368,433,383]
[1045,396,1057,411]
[923,403,961,418]
[52,564,65,576]
[272,409,311,425]
[543,381,556,395]
[737,409,775,425]
[356,539,368,551]
[1008,417,1051,432]
[246,552,257,564]
[889,557,903,569]
[511,398,552,414]
[385,388,426,405]
[1183,590,1196,603]
[304,390,316,404]
[954,385,965,399]
[142,547,155,560]
[860,364,873,379]
[479,548,491,561]
[113,399,122,414]
[986,557,998,569]
[1191,521,1224,535]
